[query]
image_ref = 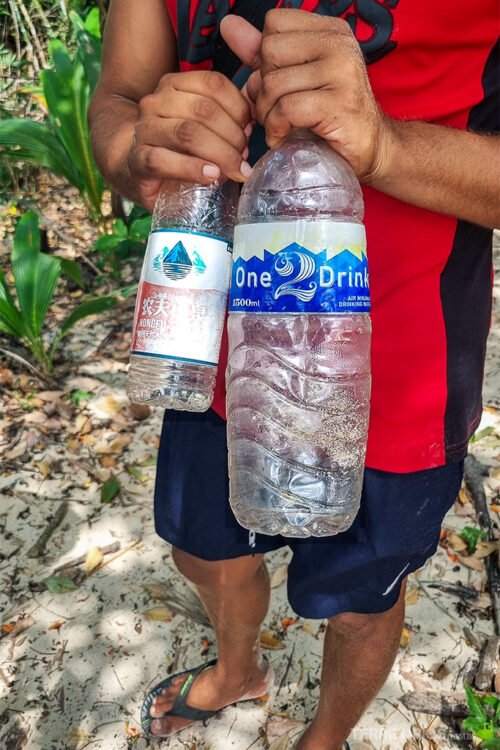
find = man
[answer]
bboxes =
[89,2,499,748]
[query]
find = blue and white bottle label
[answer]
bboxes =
[131,229,231,366]
[229,221,369,314]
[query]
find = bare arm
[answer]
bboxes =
[89,0,251,211]
[370,121,499,228]
[222,11,500,229]
[89,0,176,207]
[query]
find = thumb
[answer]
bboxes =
[220,15,262,70]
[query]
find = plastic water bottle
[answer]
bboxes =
[127,180,238,410]
[227,130,371,537]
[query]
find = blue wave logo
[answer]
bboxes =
[153,241,206,281]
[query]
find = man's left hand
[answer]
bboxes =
[221,9,389,181]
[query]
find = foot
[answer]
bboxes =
[295,723,350,750]
[148,658,272,737]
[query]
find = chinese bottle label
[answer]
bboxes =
[229,221,369,314]
[131,229,232,366]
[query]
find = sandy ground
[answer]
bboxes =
[0,236,499,750]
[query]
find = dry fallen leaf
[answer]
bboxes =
[144,583,170,601]
[403,741,420,750]
[143,606,174,622]
[455,502,476,518]
[67,726,93,743]
[0,367,14,385]
[2,616,36,638]
[99,455,118,469]
[447,532,468,553]
[404,587,420,606]
[67,438,80,453]
[270,564,288,589]
[35,460,52,478]
[48,620,65,631]
[301,621,315,636]
[266,716,304,739]
[474,541,499,559]
[90,395,123,418]
[455,552,485,571]
[5,440,28,461]
[268,737,291,750]
[475,593,492,609]
[85,547,104,575]
[94,434,132,455]
[458,486,472,505]
[260,631,285,650]
[400,627,411,648]
[37,390,64,403]
[124,722,139,737]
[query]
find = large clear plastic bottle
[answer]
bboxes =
[127,180,238,411]
[227,130,371,537]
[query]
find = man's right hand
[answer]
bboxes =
[128,71,253,210]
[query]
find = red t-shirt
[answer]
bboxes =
[164,0,499,472]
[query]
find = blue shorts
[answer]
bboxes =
[154,409,463,619]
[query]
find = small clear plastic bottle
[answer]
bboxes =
[127,180,238,411]
[227,130,371,537]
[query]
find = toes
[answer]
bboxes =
[150,716,190,737]
[170,674,188,687]
[150,695,175,717]
[149,676,189,717]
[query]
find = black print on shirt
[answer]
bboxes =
[177,0,399,66]
[314,0,400,64]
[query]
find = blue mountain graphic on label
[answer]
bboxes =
[230,242,370,314]
[153,240,193,280]
[191,250,207,275]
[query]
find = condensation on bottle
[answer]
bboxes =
[127,180,238,411]
[227,130,371,538]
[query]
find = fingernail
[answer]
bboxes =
[202,164,220,179]
[243,147,249,161]
[244,123,253,138]
[240,161,253,178]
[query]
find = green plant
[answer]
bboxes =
[0,10,105,221]
[0,211,135,374]
[460,526,488,555]
[93,209,151,280]
[462,685,500,748]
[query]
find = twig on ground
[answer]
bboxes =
[415,578,466,628]
[53,541,120,572]
[278,642,296,695]
[424,582,479,600]
[0,347,59,388]
[463,626,482,651]
[464,454,500,633]
[401,690,469,717]
[0,668,13,688]
[475,636,500,691]
[27,501,68,558]
[95,538,141,571]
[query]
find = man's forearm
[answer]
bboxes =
[371,120,500,229]
[89,92,141,204]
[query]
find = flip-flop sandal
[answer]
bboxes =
[141,658,271,739]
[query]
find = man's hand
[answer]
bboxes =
[221,9,499,228]
[128,71,253,209]
[221,9,388,181]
